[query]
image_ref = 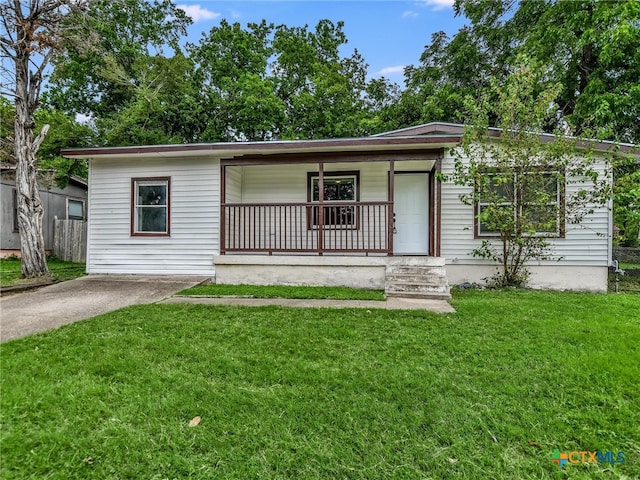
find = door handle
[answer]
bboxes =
[393,212,397,234]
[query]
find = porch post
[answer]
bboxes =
[220,162,226,254]
[388,160,394,255]
[318,162,324,255]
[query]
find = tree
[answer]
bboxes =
[613,160,640,247]
[188,19,284,142]
[1,0,86,278]
[96,53,206,146]
[36,107,93,186]
[520,0,640,143]
[272,20,369,139]
[403,0,640,143]
[188,19,373,141]
[449,58,612,287]
[401,1,524,127]
[45,0,190,139]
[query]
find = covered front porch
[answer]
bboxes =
[218,149,449,298]
[219,150,443,257]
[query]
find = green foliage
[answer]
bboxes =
[613,159,640,247]
[96,53,206,146]
[450,58,612,287]
[188,19,371,142]
[1,291,638,478]
[1,97,91,185]
[402,0,640,143]
[0,96,15,164]
[46,11,387,145]
[521,0,640,143]
[35,108,92,186]
[189,19,284,142]
[48,0,192,118]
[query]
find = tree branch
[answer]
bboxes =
[32,123,49,153]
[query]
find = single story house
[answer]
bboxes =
[1,167,88,257]
[61,123,637,295]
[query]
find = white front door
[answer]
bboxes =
[393,173,429,254]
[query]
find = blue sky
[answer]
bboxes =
[176,0,468,85]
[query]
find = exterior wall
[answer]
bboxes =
[225,166,242,203]
[446,264,608,293]
[87,157,219,276]
[214,254,388,289]
[439,148,611,291]
[236,160,433,203]
[1,172,87,254]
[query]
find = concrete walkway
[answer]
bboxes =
[160,295,456,313]
[0,275,208,342]
[1,276,455,343]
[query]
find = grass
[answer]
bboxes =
[177,283,386,301]
[1,290,638,479]
[0,256,85,288]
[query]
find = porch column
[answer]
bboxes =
[388,159,394,255]
[220,163,226,254]
[318,162,324,255]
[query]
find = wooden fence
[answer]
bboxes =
[53,219,87,263]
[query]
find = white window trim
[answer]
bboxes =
[131,177,171,236]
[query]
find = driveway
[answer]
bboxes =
[0,275,207,343]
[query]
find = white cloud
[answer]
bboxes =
[402,10,419,19]
[177,4,220,22]
[376,65,405,76]
[419,0,455,11]
[229,9,242,19]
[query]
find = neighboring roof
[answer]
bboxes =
[1,167,88,190]
[61,122,639,160]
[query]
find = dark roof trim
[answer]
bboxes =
[378,122,639,155]
[61,122,638,159]
[61,134,462,158]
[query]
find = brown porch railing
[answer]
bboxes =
[221,202,392,254]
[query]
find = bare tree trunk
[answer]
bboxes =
[14,128,50,278]
[13,28,50,278]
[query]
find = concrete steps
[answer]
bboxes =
[385,258,451,300]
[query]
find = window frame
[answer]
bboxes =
[306,170,360,230]
[66,197,85,221]
[12,188,19,232]
[474,168,565,239]
[131,177,171,237]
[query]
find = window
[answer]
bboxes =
[475,170,563,238]
[67,198,85,220]
[12,188,19,232]
[131,177,170,236]
[307,171,359,228]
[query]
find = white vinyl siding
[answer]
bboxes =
[440,148,611,266]
[87,157,219,275]
[240,162,391,203]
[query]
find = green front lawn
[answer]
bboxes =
[0,256,85,287]
[1,290,638,479]
[178,283,385,300]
